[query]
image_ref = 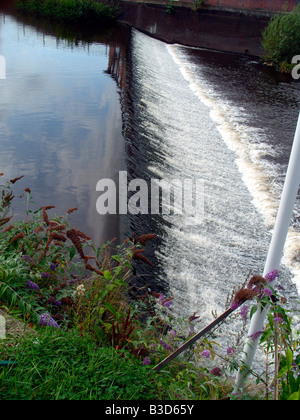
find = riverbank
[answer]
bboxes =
[3,0,277,56]
[0,176,235,401]
[0,177,298,400]
[116,1,272,55]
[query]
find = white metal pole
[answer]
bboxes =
[234,111,300,393]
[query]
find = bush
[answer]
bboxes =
[0,175,156,345]
[262,6,300,69]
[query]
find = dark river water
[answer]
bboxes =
[0,4,299,334]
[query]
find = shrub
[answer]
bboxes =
[0,175,156,342]
[262,6,300,70]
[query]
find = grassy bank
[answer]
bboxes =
[0,175,300,400]
[16,0,118,25]
[0,175,229,400]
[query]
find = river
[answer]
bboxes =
[0,5,299,332]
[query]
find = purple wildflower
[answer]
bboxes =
[189,325,195,335]
[261,288,273,298]
[40,313,60,328]
[201,350,210,358]
[231,300,240,310]
[158,293,165,304]
[142,357,151,366]
[50,262,58,272]
[273,316,284,325]
[157,293,173,307]
[265,269,279,283]
[27,280,40,291]
[23,255,33,263]
[226,347,236,356]
[41,272,51,278]
[160,339,174,352]
[249,329,264,341]
[240,305,249,321]
[169,329,175,339]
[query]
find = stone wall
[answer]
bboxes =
[204,0,298,12]
[117,2,272,56]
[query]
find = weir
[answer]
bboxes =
[1,0,299,350]
[122,28,300,328]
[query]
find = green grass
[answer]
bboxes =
[0,328,158,400]
[0,327,229,400]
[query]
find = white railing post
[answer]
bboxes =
[234,111,300,393]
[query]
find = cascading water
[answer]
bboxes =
[1,6,299,356]
[123,29,300,330]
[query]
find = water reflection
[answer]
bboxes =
[0,6,130,246]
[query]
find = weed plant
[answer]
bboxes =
[165,0,174,15]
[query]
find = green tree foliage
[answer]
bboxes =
[262,6,300,70]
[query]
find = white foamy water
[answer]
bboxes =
[128,29,299,326]
[168,43,300,294]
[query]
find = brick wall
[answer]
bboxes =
[122,0,299,12]
[204,0,299,12]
